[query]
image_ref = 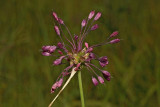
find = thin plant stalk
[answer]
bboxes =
[78,71,85,107]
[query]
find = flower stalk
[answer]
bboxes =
[78,71,85,107]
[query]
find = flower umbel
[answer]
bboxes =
[41,10,120,107]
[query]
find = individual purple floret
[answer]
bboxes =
[98,76,104,84]
[102,70,111,81]
[42,46,56,56]
[92,77,99,86]
[99,56,109,67]
[41,10,121,93]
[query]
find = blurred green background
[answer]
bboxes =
[0,0,160,107]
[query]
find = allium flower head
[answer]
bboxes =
[41,10,121,105]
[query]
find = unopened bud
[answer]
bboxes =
[110,31,118,38]
[52,12,58,21]
[57,78,63,87]
[51,82,58,93]
[58,18,64,24]
[81,19,86,27]
[57,42,63,49]
[85,42,89,48]
[54,26,60,36]
[109,39,120,44]
[91,24,98,31]
[98,76,104,84]
[92,77,99,86]
[53,56,65,65]
[94,12,101,21]
[102,70,111,81]
[42,52,51,56]
[88,10,95,19]
[58,50,63,55]
[74,35,78,40]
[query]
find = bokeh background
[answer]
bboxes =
[0,0,160,107]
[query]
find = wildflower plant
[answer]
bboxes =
[41,10,120,107]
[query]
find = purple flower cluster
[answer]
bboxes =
[41,11,120,93]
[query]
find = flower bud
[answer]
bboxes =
[57,42,63,49]
[86,47,93,53]
[85,42,89,48]
[88,10,95,19]
[99,56,109,67]
[42,46,51,51]
[110,31,118,38]
[92,77,99,86]
[57,78,63,87]
[58,18,64,24]
[42,52,51,56]
[51,82,58,93]
[54,26,60,36]
[53,59,61,65]
[94,12,101,21]
[52,12,58,21]
[81,19,86,27]
[53,56,65,65]
[91,24,98,31]
[74,35,78,40]
[109,38,120,44]
[89,53,96,59]
[58,50,63,55]
[42,45,56,55]
[102,70,111,81]
[49,46,57,53]
[98,76,104,84]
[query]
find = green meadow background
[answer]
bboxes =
[0,0,160,107]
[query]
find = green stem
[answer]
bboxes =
[78,71,85,107]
